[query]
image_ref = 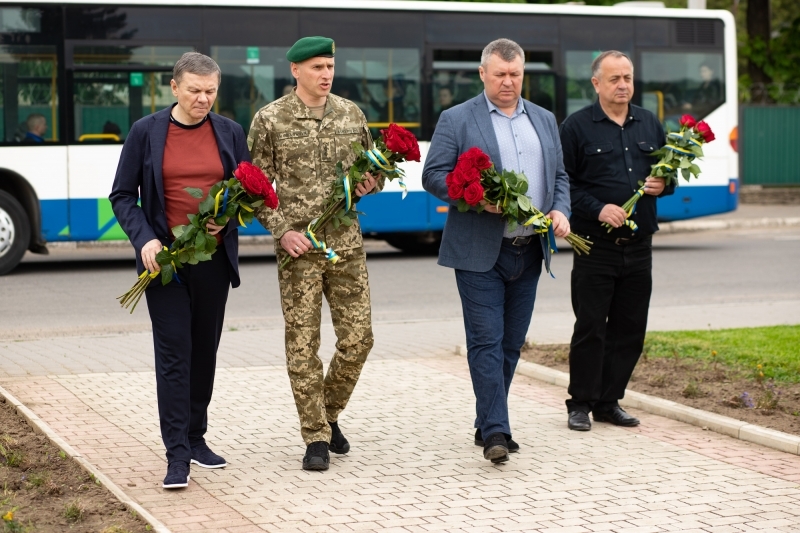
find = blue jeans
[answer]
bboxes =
[455,239,544,439]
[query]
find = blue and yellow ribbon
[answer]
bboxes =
[668,131,701,147]
[523,212,558,278]
[365,148,407,199]
[237,204,253,227]
[343,175,353,213]
[213,188,229,217]
[305,223,339,264]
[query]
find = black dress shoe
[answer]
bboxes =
[593,406,640,427]
[474,428,519,453]
[302,441,330,471]
[329,421,350,454]
[482,432,509,464]
[568,411,592,431]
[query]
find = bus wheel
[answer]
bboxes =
[0,190,30,275]
[383,232,441,255]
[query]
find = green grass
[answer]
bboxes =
[644,325,800,382]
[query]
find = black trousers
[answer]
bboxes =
[145,246,230,465]
[566,235,652,414]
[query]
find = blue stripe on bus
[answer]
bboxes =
[656,180,739,221]
[38,182,737,242]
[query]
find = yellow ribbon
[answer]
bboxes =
[665,143,695,156]
[305,224,340,264]
[213,189,224,216]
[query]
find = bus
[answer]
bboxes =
[0,0,738,274]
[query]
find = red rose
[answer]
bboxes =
[462,165,481,184]
[695,121,716,142]
[458,147,492,170]
[381,124,421,162]
[447,182,465,200]
[463,181,484,206]
[235,161,279,209]
[679,114,697,128]
[446,167,467,188]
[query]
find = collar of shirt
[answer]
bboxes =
[290,89,335,120]
[484,91,525,119]
[591,99,639,126]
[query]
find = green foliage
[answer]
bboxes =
[64,500,84,523]
[644,325,800,383]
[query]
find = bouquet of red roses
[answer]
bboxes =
[279,123,420,269]
[118,161,279,313]
[604,114,716,233]
[447,147,592,275]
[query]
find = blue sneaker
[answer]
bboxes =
[190,443,227,469]
[163,461,190,489]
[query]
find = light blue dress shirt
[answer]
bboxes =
[484,92,546,238]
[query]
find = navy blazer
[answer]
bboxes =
[109,105,251,288]
[422,94,571,273]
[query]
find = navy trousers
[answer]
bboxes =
[145,246,230,465]
[566,236,653,414]
[455,238,543,439]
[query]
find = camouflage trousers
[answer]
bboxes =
[277,246,374,445]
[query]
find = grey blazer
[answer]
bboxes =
[422,93,571,272]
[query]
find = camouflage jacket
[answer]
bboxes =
[249,90,380,252]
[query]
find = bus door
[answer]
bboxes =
[65,43,192,241]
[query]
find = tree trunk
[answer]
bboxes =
[747,0,772,102]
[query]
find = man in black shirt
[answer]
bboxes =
[559,51,674,431]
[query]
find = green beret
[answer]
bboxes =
[286,36,335,63]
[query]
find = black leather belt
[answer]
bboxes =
[503,235,534,246]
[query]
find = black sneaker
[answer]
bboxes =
[163,461,190,489]
[329,421,350,454]
[474,428,519,453]
[190,443,227,469]
[482,432,509,464]
[302,441,330,471]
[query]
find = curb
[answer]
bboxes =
[454,345,800,456]
[659,216,800,234]
[0,385,172,533]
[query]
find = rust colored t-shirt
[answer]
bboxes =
[162,115,224,242]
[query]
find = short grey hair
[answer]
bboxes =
[591,50,634,78]
[173,52,221,84]
[26,113,46,129]
[481,38,524,67]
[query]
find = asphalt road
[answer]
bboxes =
[1,226,799,339]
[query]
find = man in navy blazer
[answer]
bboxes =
[422,39,570,464]
[110,53,250,488]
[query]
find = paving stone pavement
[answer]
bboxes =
[3,320,800,532]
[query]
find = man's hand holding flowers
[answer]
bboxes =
[281,171,378,260]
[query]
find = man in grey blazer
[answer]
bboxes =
[422,38,570,464]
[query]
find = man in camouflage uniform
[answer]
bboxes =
[248,36,380,471]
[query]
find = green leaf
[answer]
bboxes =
[199,193,215,214]
[679,157,692,169]
[194,250,212,262]
[332,217,341,229]
[187,213,199,226]
[457,199,470,213]
[681,168,691,181]
[178,251,189,263]
[351,141,365,154]
[172,225,186,239]
[194,231,207,251]
[689,164,702,176]
[506,219,518,233]
[184,187,204,199]
[517,195,532,212]
[341,216,353,226]
[160,264,174,286]
[205,235,217,253]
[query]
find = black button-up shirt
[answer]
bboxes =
[559,100,673,238]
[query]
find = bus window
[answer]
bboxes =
[335,48,421,139]
[640,52,724,129]
[0,45,58,143]
[212,46,295,134]
[71,45,190,142]
[212,46,422,139]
